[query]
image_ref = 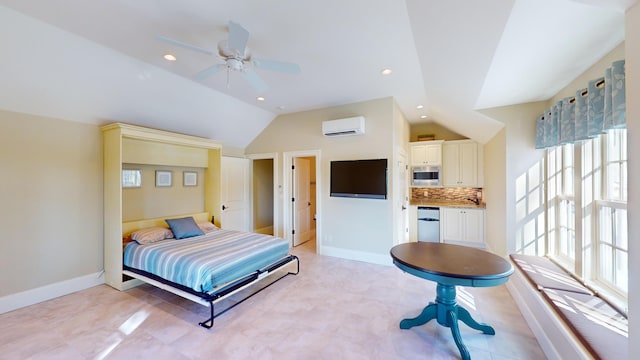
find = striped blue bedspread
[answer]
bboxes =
[123,229,290,293]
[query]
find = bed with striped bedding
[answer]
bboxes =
[123,229,291,293]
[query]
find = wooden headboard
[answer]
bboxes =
[122,212,210,246]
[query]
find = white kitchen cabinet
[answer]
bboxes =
[410,140,443,166]
[441,207,484,246]
[442,140,478,186]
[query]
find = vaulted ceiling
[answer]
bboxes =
[0,0,632,147]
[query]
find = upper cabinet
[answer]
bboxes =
[442,140,481,187]
[410,140,444,166]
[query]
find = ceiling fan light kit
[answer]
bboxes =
[157,21,300,92]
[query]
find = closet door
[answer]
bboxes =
[221,157,250,231]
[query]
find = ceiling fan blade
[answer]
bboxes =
[194,64,227,80]
[252,57,301,74]
[227,21,250,55]
[156,35,215,55]
[240,69,269,92]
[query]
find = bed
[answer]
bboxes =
[121,213,299,328]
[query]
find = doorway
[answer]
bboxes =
[252,158,274,235]
[248,153,279,237]
[284,150,320,253]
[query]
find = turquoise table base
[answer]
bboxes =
[400,283,495,360]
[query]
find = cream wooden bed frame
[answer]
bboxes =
[122,211,210,238]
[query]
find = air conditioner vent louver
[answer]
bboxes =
[325,130,358,136]
[322,116,365,137]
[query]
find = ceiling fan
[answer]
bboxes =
[157,21,301,92]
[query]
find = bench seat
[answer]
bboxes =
[509,254,628,360]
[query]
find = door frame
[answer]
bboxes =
[247,152,280,237]
[283,150,321,252]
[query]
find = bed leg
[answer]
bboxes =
[197,255,298,330]
[198,302,215,329]
[288,255,300,275]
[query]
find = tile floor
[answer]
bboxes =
[0,240,545,359]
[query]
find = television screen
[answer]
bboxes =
[330,159,387,199]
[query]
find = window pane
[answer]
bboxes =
[558,199,575,260]
[599,243,613,282]
[622,162,628,201]
[599,207,613,245]
[564,145,574,195]
[616,208,628,250]
[606,162,621,200]
[607,130,621,162]
[615,249,628,292]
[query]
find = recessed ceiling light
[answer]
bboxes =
[420,115,428,119]
[416,105,424,109]
[277,105,286,110]
[257,96,265,101]
[163,54,176,61]
[380,68,392,75]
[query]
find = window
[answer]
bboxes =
[544,129,627,304]
[594,129,628,295]
[547,144,575,266]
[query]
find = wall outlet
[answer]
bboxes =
[423,190,429,197]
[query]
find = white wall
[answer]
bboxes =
[246,97,397,262]
[479,101,548,256]
[625,1,640,355]
[0,110,103,298]
[483,128,507,254]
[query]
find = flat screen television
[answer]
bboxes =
[330,159,387,199]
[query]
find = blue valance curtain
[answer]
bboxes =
[535,59,626,149]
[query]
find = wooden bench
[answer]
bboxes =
[509,254,628,360]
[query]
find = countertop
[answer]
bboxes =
[409,200,486,209]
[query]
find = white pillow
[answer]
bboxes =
[131,227,174,245]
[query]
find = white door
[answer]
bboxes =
[293,157,311,246]
[397,154,410,244]
[221,157,250,231]
[462,209,484,245]
[441,208,463,243]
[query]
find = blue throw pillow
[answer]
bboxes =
[165,217,204,239]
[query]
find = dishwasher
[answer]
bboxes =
[417,206,440,242]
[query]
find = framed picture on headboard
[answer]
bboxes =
[183,171,197,187]
[122,169,142,188]
[155,170,172,187]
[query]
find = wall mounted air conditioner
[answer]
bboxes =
[322,116,366,137]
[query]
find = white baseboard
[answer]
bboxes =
[0,271,105,314]
[320,245,393,266]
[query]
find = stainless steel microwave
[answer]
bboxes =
[411,165,441,186]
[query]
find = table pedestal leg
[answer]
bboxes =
[399,283,496,360]
[399,302,437,329]
[457,305,495,335]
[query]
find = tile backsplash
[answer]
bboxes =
[412,187,483,202]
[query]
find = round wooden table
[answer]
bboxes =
[390,242,513,360]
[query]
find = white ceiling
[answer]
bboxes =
[0,0,632,147]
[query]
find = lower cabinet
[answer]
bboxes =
[441,207,484,247]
